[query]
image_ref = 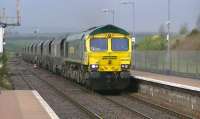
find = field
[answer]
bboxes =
[5,39,33,53]
[4,32,152,54]
[5,35,52,54]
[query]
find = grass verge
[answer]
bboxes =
[0,52,12,90]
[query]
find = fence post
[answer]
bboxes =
[196,64,198,75]
[162,62,164,72]
[186,63,189,74]
[196,51,199,78]
[145,52,147,70]
[177,51,180,73]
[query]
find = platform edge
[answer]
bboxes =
[134,75,200,92]
[32,90,60,119]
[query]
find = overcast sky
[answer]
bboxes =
[1,0,200,33]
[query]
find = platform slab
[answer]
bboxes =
[131,70,200,92]
[0,90,59,119]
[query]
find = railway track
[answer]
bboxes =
[21,68,102,119]
[25,63,182,119]
[11,58,193,119]
[23,61,150,119]
[8,59,32,90]
[102,96,152,119]
[69,77,192,119]
[19,72,35,89]
[26,69,103,119]
[104,94,192,119]
[126,95,193,119]
[10,59,97,119]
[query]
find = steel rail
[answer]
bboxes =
[19,72,35,90]
[56,73,152,119]
[126,95,193,119]
[26,67,103,119]
[103,96,152,119]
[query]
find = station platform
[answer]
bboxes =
[131,70,200,92]
[0,90,59,119]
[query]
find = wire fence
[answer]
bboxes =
[133,51,200,79]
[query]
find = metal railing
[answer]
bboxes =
[133,51,200,79]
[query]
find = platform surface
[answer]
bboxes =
[0,90,59,119]
[131,70,200,92]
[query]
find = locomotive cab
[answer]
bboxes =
[88,33,132,73]
[84,25,133,90]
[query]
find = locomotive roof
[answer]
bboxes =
[63,25,129,42]
[86,24,130,35]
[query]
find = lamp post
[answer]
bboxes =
[102,9,115,25]
[167,0,171,73]
[120,0,136,69]
[0,23,6,54]
[120,0,135,38]
[0,0,21,69]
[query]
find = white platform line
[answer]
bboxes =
[32,90,60,119]
[134,75,200,92]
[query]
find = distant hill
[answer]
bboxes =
[6,32,155,42]
[4,32,155,53]
[172,30,200,50]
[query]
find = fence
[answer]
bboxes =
[134,51,200,79]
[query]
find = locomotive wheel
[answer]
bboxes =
[76,71,80,84]
[75,71,79,83]
[71,71,75,81]
[77,71,79,83]
[85,72,91,88]
[67,69,70,78]
[69,70,72,80]
[79,71,84,85]
[62,66,65,77]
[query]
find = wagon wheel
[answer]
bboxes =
[85,72,91,88]
[79,70,84,85]
[75,70,79,83]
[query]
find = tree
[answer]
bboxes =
[196,14,200,31]
[137,35,167,51]
[158,24,166,39]
[0,51,8,80]
[179,23,188,35]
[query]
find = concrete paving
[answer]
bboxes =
[0,90,58,119]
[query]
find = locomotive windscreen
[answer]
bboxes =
[90,38,107,51]
[111,38,129,51]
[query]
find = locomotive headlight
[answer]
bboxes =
[121,64,125,68]
[124,64,129,69]
[90,64,99,70]
[121,64,129,69]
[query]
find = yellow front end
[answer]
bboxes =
[86,33,132,72]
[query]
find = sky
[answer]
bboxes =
[0,0,200,33]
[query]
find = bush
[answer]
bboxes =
[137,35,167,51]
[0,51,11,89]
[188,29,199,36]
[0,52,8,78]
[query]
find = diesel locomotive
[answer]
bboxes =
[23,24,133,90]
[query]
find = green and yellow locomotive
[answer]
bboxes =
[23,25,133,91]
